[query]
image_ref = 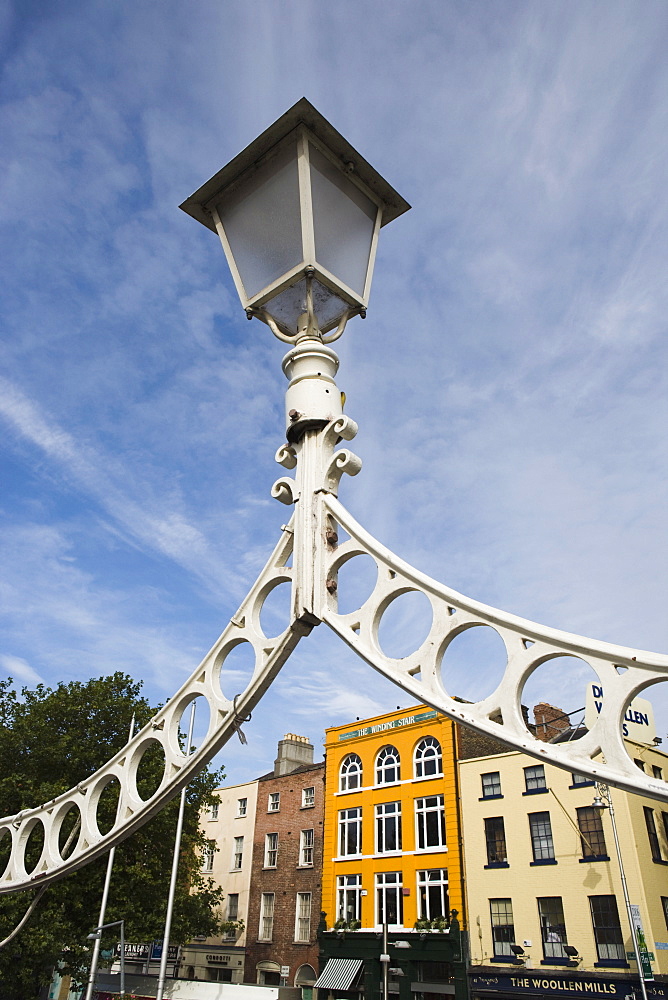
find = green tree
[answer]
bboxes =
[0,673,224,998]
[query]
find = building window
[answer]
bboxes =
[207,802,219,821]
[295,892,312,942]
[376,872,403,927]
[577,807,607,859]
[524,765,547,793]
[481,772,502,798]
[661,897,668,932]
[227,893,239,920]
[202,845,214,872]
[259,893,275,941]
[484,817,507,865]
[237,797,247,817]
[302,786,315,808]
[490,898,515,958]
[529,811,555,862]
[414,736,442,778]
[415,795,446,850]
[376,801,402,853]
[232,836,243,870]
[538,897,567,959]
[652,765,663,781]
[340,753,363,791]
[634,759,646,772]
[264,832,278,867]
[644,806,663,861]
[417,869,449,920]
[589,895,625,963]
[662,812,668,847]
[570,772,593,787]
[337,874,362,922]
[376,745,401,784]
[339,807,362,856]
[300,828,314,866]
[268,792,280,812]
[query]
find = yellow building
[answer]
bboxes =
[321,705,464,932]
[460,737,668,1000]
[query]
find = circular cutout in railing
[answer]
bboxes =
[96,776,121,836]
[520,655,598,740]
[439,624,508,702]
[23,819,45,876]
[259,579,291,639]
[334,553,378,617]
[377,589,433,660]
[621,680,667,777]
[135,740,167,802]
[218,640,257,701]
[58,804,81,860]
[177,694,211,755]
[0,828,11,880]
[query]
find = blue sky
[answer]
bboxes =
[1,1,667,784]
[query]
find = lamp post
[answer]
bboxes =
[591,784,648,1000]
[86,919,125,997]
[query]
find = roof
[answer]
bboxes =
[257,760,325,783]
[179,97,410,233]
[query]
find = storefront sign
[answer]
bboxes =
[470,971,667,998]
[339,710,437,741]
[584,685,656,744]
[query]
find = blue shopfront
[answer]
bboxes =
[469,969,668,999]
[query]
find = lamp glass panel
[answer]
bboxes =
[309,144,376,297]
[216,139,303,299]
[266,276,350,335]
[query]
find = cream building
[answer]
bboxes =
[178,777,258,983]
[460,736,668,1000]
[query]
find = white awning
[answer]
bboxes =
[314,958,364,990]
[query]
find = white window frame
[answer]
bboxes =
[202,844,214,872]
[337,874,362,922]
[375,801,402,854]
[232,836,244,870]
[268,792,280,812]
[259,893,275,941]
[300,828,314,866]
[414,736,443,778]
[376,871,403,927]
[294,891,312,942]
[264,832,278,867]
[376,745,401,784]
[416,869,449,920]
[339,807,362,857]
[302,786,315,808]
[340,753,363,791]
[227,893,239,921]
[207,802,219,821]
[415,795,446,850]
[237,797,247,817]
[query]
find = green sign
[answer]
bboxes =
[339,710,437,740]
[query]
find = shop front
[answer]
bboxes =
[469,968,668,1000]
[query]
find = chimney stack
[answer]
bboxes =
[274,733,314,776]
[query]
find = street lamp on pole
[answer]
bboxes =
[591,784,649,1000]
[86,919,125,998]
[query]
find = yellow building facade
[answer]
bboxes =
[321,705,465,932]
[460,739,668,999]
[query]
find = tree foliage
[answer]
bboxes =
[0,673,224,998]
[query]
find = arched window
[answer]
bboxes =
[257,962,281,986]
[340,753,363,791]
[376,745,400,784]
[414,736,442,778]
[295,964,317,987]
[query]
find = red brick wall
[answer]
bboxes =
[244,762,325,986]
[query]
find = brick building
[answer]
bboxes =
[245,735,325,990]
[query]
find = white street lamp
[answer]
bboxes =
[86,919,125,997]
[591,785,648,1000]
[180,97,410,343]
